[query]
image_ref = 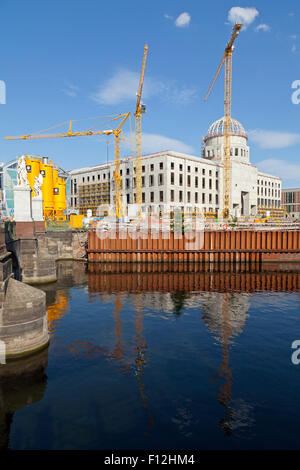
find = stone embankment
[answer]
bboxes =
[0,223,49,359]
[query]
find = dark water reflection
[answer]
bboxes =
[1,262,300,449]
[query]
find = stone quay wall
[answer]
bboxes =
[0,224,49,359]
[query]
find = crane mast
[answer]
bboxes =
[204,23,242,219]
[135,44,148,216]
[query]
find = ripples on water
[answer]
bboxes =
[1,262,299,450]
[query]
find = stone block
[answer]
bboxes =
[32,195,44,222]
[15,222,35,238]
[13,186,32,222]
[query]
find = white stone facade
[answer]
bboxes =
[69,117,282,217]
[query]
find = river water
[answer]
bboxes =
[1,261,300,450]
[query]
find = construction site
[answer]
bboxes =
[0,24,299,264]
[1,1,300,453]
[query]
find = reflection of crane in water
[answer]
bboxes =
[218,293,234,435]
[133,294,154,431]
[110,293,131,374]
[108,291,154,430]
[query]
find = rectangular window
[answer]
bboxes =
[187,191,191,203]
[179,174,183,186]
[187,166,191,172]
[160,162,163,170]
[202,193,205,204]
[179,164,183,171]
[149,175,154,186]
[171,162,174,169]
[150,192,154,203]
[209,179,212,190]
[179,191,183,202]
[160,191,164,202]
[126,178,130,189]
[170,189,174,202]
[150,164,154,171]
[195,192,198,203]
[171,172,175,185]
[187,175,191,187]
[142,193,145,203]
[126,168,130,175]
[142,165,145,172]
[142,176,145,187]
[202,178,205,189]
[158,174,163,185]
[195,176,198,188]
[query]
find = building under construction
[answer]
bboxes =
[69,116,283,219]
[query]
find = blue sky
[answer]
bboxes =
[0,0,299,187]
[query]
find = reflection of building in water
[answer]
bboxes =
[0,347,48,450]
[201,292,249,345]
[202,292,254,437]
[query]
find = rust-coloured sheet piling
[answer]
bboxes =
[87,229,300,264]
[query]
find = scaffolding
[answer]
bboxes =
[78,181,110,216]
[257,206,287,219]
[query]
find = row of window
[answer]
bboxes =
[72,163,219,188]
[258,180,281,188]
[122,174,219,190]
[258,187,281,198]
[124,191,219,205]
[257,199,281,208]
[283,191,300,204]
[206,148,248,158]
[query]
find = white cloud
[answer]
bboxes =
[289,34,297,39]
[292,44,297,53]
[228,7,259,29]
[91,68,196,106]
[248,129,300,149]
[163,84,197,105]
[257,158,300,182]
[174,12,191,28]
[92,69,141,105]
[62,84,79,97]
[255,23,271,32]
[164,13,173,20]
[124,132,194,154]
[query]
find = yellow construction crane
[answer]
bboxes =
[204,23,242,219]
[4,112,130,219]
[135,43,148,216]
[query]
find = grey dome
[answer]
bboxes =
[204,117,248,141]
